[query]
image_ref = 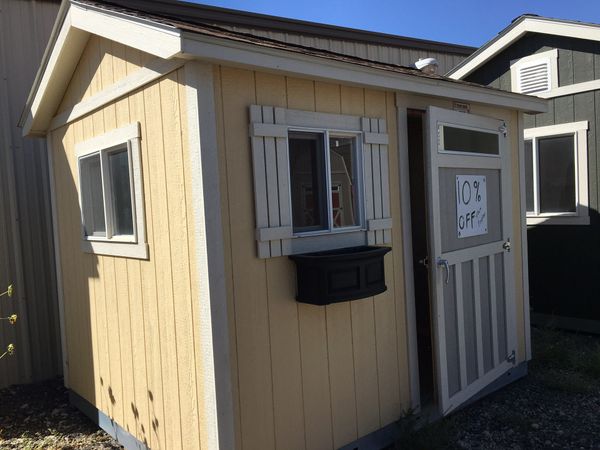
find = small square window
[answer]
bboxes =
[289,130,362,235]
[75,123,148,259]
[524,121,589,225]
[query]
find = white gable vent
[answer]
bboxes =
[511,49,558,95]
[517,60,550,94]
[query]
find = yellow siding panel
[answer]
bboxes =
[213,65,243,450]
[162,70,201,450]
[219,66,276,450]
[57,36,153,115]
[254,72,306,450]
[217,68,409,450]
[50,64,203,449]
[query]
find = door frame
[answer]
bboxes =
[395,94,530,413]
[426,105,516,415]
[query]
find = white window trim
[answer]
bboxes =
[285,119,369,254]
[524,121,589,226]
[510,49,559,95]
[288,128,365,237]
[75,122,148,258]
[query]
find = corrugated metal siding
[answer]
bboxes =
[0,0,61,387]
[465,33,600,323]
[212,24,469,74]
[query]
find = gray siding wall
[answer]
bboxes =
[211,24,470,74]
[0,0,61,386]
[465,33,600,322]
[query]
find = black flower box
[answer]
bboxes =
[289,245,391,306]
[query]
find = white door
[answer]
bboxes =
[425,106,517,415]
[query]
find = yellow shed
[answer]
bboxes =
[21,1,547,449]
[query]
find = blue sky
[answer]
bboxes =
[192,0,600,47]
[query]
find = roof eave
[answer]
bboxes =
[23,2,547,137]
[181,31,548,114]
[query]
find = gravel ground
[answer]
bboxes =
[396,326,600,449]
[0,327,598,449]
[0,379,121,449]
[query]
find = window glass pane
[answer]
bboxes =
[442,126,499,155]
[538,135,576,213]
[329,135,359,228]
[289,132,327,232]
[108,148,134,236]
[80,154,106,237]
[524,140,534,212]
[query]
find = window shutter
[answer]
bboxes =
[362,117,392,245]
[518,61,550,94]
[249,105,293,258]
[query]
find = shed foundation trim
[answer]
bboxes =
[69,391,149,450]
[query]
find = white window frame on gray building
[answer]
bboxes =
[524,121,589,225]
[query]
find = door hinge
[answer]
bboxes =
[506,350,516,364]
[498,122,507,137]
[503,239,511,252]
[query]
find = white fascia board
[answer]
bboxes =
[22,0,184,137]
[22,9,89,137]
[182,32,547,114]
[69,1,182,59]
[450,17,600,80]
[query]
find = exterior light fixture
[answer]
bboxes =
[414,57,439,75]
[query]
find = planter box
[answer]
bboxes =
[289,245,391,305]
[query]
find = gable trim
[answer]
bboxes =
[449,17,600,80]
[70,1,182,59]
[537,78,600,99]
[49,57,185,131]
[21,0,183,137]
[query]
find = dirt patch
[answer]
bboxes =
[0,379,121,449]
[395,326,600,449]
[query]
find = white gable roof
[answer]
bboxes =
[448,15,600,80]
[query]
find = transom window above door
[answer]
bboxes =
[524,121,589,225]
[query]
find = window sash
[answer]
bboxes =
[288,128,364,236]
[79,142,137,242]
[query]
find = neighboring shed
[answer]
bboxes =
[0,0,62,388]
[449,15,600,334]
[22,1,546,449]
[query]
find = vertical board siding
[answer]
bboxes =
[57,35,154,115]
[466,34,600,325]
[216,67,409,450]
[0,0,61,388]
[50,47,202,448]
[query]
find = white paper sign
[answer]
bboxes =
[456,175,487,238]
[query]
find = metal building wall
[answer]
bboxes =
[199,24,470,74]
[0,0,61,387]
